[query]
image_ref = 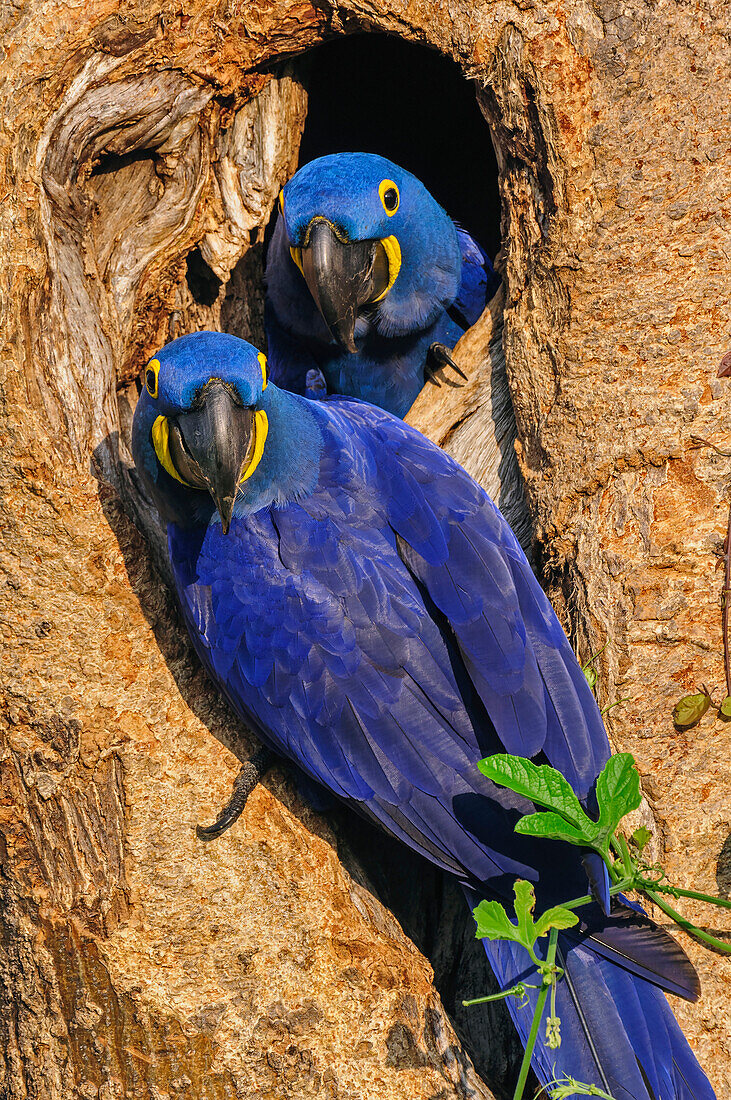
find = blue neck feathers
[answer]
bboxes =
[234,386,323,518]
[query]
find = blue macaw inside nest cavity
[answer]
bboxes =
[265,152,501,417]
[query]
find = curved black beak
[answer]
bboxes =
[299,220,390,353]
[169,381,255,534]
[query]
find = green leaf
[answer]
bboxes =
[672,692,711,729]
[595,753,641,845]
[474,880,577,955]
[514,879,536,947]
[630,826,652,853]
[473,899,523,944]
[478,755,591,829]
[583,665,597,690]
[515,811,598,847]
[486,752,644,857]
[534,906,580,937]
[720,696,731,719]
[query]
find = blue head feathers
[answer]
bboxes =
[270,152,463,347]
[131,331,321,531]
[140,331,268,412]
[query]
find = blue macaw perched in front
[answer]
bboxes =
[132,332,715,1100]
[265,153,500,417]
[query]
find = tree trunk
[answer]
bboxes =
[1,1,729,1098]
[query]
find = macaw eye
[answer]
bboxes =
[258,351,268,390]
[278,189,284,213]
[145,358,161,399]
[379,179,400,215]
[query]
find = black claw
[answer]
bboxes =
[196,746,274,841]
[446,302,470,330]
[425,343,467,388]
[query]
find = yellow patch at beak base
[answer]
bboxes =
[258,352,268,390]
[372,235,401,303]
[241,410,268,482]
[152,410,269,488]
[152,415,189,485]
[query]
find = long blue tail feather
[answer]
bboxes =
[574,904,701,1003]
[464,888,715,1100]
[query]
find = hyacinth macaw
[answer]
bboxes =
[264,153,500,417]
[132,331,714,1100]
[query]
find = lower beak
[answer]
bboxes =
[298,220,390,353]
[169,382,255,534]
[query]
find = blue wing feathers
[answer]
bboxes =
[171,400,614,875]
[576,905,701,1003]
[583,851,612,916]
[454,226,501,326]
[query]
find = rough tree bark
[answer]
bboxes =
[1,1,729,1098]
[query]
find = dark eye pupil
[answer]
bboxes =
[383,188,398,211]
[146,369,156,392]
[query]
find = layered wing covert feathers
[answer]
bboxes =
[453,226,501,327]
[167,394,712,1100]
[170,399,607,894]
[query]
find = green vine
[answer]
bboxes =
[464,752,730,1100]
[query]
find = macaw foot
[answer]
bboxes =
[196,746,274,841]
[305,366,328,399]
[425,342,468,388]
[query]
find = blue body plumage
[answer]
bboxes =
[132,332,715,1100]
[265,153,500,417]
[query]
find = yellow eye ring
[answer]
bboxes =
[258,351,268,390]
[379,179,399,216]
[278,189,285,213]
[145,358,161,399]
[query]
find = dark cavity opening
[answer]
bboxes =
[224,34,503,349]
[295,34,501,258]
[90,147,155,178]
[186,247,222,307]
